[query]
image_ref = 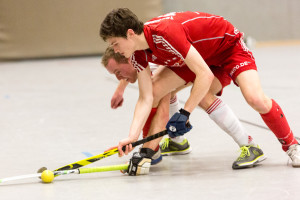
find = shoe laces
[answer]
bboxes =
[161,138,170,150]
[237,146,250,161]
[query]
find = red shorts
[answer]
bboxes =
[169,37,257,95]
[169,65,231,96]
[222,37,257,81]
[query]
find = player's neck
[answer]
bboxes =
[135,32,149,50]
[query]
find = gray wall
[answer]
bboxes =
[162,0,300,41]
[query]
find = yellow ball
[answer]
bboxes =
[41,170,54,183]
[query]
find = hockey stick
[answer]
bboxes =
[53,130,168,172]
[0,164,129,184]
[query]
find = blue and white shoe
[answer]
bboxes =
[151,148,162,165]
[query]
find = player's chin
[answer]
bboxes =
[123,53,131,58]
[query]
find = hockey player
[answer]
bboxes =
[100,9,299,175]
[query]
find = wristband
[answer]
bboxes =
[179,108,190,118]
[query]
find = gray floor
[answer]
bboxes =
[0,45,300,200]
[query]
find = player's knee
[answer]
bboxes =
[198,98,208,110]
[245,95,271,113]
[198,92,216,110]
[152,87,164,106]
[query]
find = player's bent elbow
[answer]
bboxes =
[207,70,214,84]
[140,94,154,106]
[199,69,214,87]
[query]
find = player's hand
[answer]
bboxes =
[104,145,118,152]
[127,148,155,176]
[117,137,134,157]
[111,91,124,109]
[166,108,193,138]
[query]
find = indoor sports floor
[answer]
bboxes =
[1,44,300,200]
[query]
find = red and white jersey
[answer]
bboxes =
[130,11,243,72]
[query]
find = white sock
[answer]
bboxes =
[169,95,179,117]
[207,98,255,147]
[169,95,185,143]
[170,135,185,143]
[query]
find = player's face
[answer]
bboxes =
[106,58,137,83]
[108,36,135,58]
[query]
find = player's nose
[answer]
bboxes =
[113,46,120,54]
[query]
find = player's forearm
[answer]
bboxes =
[183,45,214,113]
[128,95,153,141]
[117,79,129,93]
[184,72,213,113]
[128,67,153,141]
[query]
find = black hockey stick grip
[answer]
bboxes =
[121,130,168,151]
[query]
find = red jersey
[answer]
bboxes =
[130,11,243,72]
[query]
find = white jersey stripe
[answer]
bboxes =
[238,37,255,60]
[143,50,148,62]
[192,33,236,44]
[131,54,145,73]
[225,33,236,37]
[193,36,224,43]
[182,16,222,24]
[153,35,185,60]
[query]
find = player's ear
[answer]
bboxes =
[127,29,135,38]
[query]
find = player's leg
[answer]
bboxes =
[142,65,185,134]
[142,67,186,161]
[199,77,254,147]
[160,84,194,155]
[151,67,186,107]
[236,70,300,167]
[169,83,192,117]
[151,64,188,144]
[142,64,167,139]
[152,67,194,155]
[169,92,183,144]
[199,75,266,169]
[142,93,171,165]
[169,91,179,117]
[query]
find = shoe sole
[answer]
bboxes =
[233,154,267,169]
[292,163,300,168]
[161,147,192,156]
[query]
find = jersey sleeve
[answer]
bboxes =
[157,22,192,60]
[130,50,149,73]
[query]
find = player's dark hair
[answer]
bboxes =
[100,8,144,41]
[101,47,129,67]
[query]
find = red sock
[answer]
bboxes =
[142,107,157,138]
[260,99,298,151]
